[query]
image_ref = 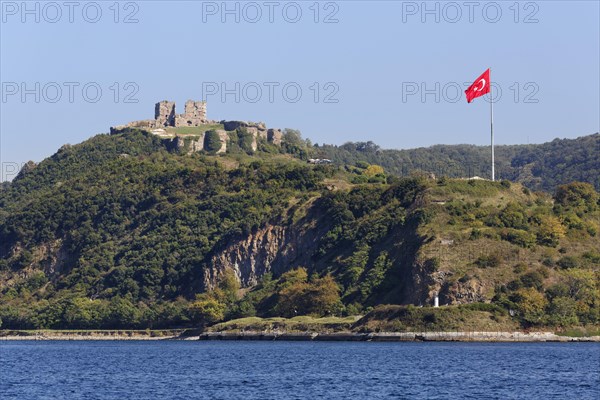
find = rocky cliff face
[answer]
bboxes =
[205,225,292,288]
[204,208,331,289]
[202,204,439,308]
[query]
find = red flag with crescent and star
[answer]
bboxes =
[465,68,490,103]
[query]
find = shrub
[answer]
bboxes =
[542,257,555,267]
[545,283,570,300]
[24,270,48,291]
[557,256,579,269]
[513,263,528,274]
[470,228,482,240]
[424,257,440,272]
[562,212,584,230]
[499,203,528,229]
[408,208,435,225]
[475,253,502,268]
[554,182,599,211]
[501,229,536,248]
[582,251,600,265]
[507,280,522,291]
[355,161,370,169]
[520,271,544,290]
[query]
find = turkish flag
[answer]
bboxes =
[465,69,490,103]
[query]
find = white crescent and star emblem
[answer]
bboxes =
[474,79,486,92]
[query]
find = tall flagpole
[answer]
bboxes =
[490,68,495,181]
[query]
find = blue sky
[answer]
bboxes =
[1,1,599,179]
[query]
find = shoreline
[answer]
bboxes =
[197,331,600,342]
[0,330,185,341]
[2,330,599,342]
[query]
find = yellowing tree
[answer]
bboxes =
[189,298,225,327]
[274,268,342,317]
[511,287,548,324]
[305,275,342,316]
[537,215,567,247]
[364,165,385,177]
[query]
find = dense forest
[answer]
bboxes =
[0,129,598,330]
[313,133,600,193]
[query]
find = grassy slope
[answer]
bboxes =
[415,180,599,305]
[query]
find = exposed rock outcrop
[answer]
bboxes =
[439,277,488,305]
[246,127,259,151]
[204,206,330,289]
[268,129,283,145]
[215,130,228,154]
[222,120,248,131]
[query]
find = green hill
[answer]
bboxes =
[0,130,598,331]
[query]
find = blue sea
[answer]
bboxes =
[1,341,598,399]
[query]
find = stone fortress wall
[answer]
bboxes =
[155,100,208,127]
[110,100,284,154]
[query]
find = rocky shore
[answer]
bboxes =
[0,330,184,341]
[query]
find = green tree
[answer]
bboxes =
[358,252,392,302]
[107,297,141,328]
[204,130,223,154]
[236,129,256,153]
[342,244,370,286]
[213,269,241,307]
[282,129,303,147]
[554,182,599,211]
[548,297,579,326]
[499,203,528,230]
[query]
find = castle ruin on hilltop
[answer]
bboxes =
[115,100,209,130]
[110,100,284,154]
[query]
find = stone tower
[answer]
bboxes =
[155,101,176,127]
[175,100,207,127]
[185,100,206,120]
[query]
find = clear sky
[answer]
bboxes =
[1,1,599,180]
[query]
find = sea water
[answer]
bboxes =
[1,341,598,399]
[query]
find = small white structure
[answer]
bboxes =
[434,293,439,308]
